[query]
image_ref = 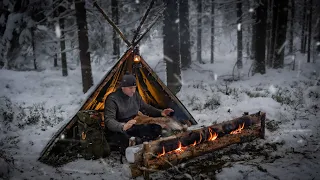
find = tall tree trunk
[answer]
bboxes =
[251,6,256,60]
[31,27,37,70]
[237,0,243,69]
[253,0,267,75]
[307,0,313,63]
[289,0,295,54]
[59,18,68,76]
[304,14,309,54]
[54,48,58,67]
[318,7,320,55]
[273,0,288,69]
[53,2,58,67]
[197,0,203,64]
[0,3,9,37]
[266,0,273,67]
[163,0,181,95]
[301,0,307,53]
[179,0,191,69]
[112,0,120,60]
[75,0,94,93]
[269,0,278,67]
[210,0,215,64]
[0,4,9,68]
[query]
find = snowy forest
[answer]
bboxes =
[1,0,320,179]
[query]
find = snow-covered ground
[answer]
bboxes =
[1,49,320,180]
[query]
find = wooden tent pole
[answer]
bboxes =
[93,1,132,47]
[133,11,163,46]
[131,0,156,44]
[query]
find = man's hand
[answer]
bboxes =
[161,108,174,117]
[123,119,136,131]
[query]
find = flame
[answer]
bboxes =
[156,129,219,157]
[158,146,166,157]
[174,141,186,153]
[198,132,202,144]
[230,123,245,134]
[208,128,218,141]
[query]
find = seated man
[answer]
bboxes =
[104,73,174,152]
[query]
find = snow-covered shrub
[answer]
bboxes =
[244,90,268,98]
[0,96,16,128]
[0,96,63,131]
[185,95,202,111]
[0,150,14,180]
[303,85,320,116]
[203,95,221,110]
[271,87,293,105]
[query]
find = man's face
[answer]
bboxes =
[121,86,137,97]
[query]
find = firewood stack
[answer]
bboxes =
[124,111,266,179]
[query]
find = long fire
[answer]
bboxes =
[157,128,220,157]
[230,123,245,134]
[157,122,246,157]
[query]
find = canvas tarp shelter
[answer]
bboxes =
[38,47,197,166]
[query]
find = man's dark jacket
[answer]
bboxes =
[104,88,162,132]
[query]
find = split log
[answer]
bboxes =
[125,128,261,178]
[126,112,266,164]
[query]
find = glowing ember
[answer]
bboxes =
[192,141,197,146]
[230,123,245,134]
[198,132,202,144]
[174,141,186,153]
[158,146,166,157]
[208,128,218,141]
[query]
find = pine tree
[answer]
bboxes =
[237,0,243,69]
[273,0,289,69]
[210,0,215,64]
[112,0,120,60]
[75,0,94,93]
[253,0,267,74]
[179,0,192,69]
[163,0,181,95]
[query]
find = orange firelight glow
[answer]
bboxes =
[230,123,245,134]
[208,128,218,141]
[174,141,187,153]
[134,55,140,63]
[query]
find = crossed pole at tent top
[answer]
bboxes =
[91,0,163,49]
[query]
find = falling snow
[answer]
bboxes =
[163,55,173,63]
[55,23,61,38]
[249,8,254,13]
[268,84,277,94]
[277,40,288,54]
[237,23,241,31]
[214,73,218,81]
[175,19,180,23]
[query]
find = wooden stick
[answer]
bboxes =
[131,0,156,44]
[143,142,151,180]
[93,2,131,47]
[260,112,266,139]
[133,8,164,46]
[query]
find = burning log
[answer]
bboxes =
[124,111,266,178]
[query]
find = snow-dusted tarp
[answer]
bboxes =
[37,47,197,166]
